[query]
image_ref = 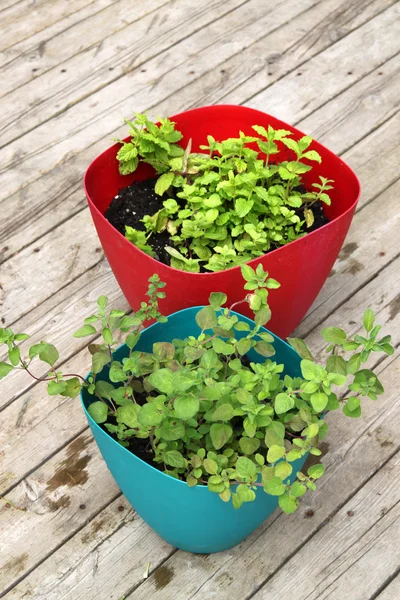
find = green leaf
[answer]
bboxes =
[275,461,293,480]
[302,150,321,163]
[363,308,375,332]
[14,333,30,342]
[152,342,175,361]
[102,328,113,345]
[321,327,347,345]
[235,197,254,218]
[209,292,227,308]
[210,423,232,450]
[61,377,82,398]
[279,494,298,514]
[8,346,20,366]
[212,403,234,421]
[88,401,108,424]
[326,355,347,376]
[155,171,175,195]
[241,264,255,281]
[286,449,302,462]
[73,324,97,338]
[347,353,362,374]
[264,476,286,496]
[47,380,67,396]
[174,395,199,420]
[138,403,163,427]
[267,445,286,463]
[236,456,257,479]
[148,369,174,395]
[195,306,217,331]
[203,458,218,475]
[254,340,275,357]
[287,337,314,360]
[307,464,325,479]
[239,436,260,455]
[95,380,115,400]
[163,450,187,469]
[274,393,294,414]
[254,306,271,326]
[343,402,362,418]
[97,296,108,309]
[310,392,328,413]
[237,338,252,355]
[92,351,110,374]
[158,419,185,441]
[173,372,195,393]
[301,359,322,381]
[212,338,234,355]
[291,481,307,497]
[117,404,140,428]
[236,484,256,503]
[265,428,285,448]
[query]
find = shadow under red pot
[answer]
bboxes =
[84,105,360,338]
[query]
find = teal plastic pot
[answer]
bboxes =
[81,307,307,553]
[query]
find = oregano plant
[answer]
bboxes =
[0,267,393,513]
[113,113,334,272]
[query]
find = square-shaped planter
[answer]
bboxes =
[81,307,307,553]
[84,105,360,338]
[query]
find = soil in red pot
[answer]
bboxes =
[105,177,328,271]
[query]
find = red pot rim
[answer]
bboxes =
[84,104,361,277]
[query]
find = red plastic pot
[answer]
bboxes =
[84,105,360,338]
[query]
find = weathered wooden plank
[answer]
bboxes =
[1,4,399,270]
[3,1,399,206]
[122,349,400,599]
[0,0,108,53]
[295,177,400,338]
[375,574,400,600]
[0,1,397,270]
[0,0,311,199]
[0,272,130,492]
[4,497,174,600]
[0,431,121,595]
[0,0,169,96]
[297,54,400,165]
[0,0,247,144]
[247,3,400,123]
[250,453,400,600]
[0,209,105,326]
[342,111,400,210]
[4,344,399,600]
[155,0,396,114]
[297,256,400,363]
[0,258,127,411]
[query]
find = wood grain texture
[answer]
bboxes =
[0,0,169,96]
[247,2,400,123]
[0,432,120,595]
[295,178,400,338]
[251,452,400,600]
[0,0,246,145]
[156,0,396,114]
[375,574,400,600]
[0,0,109,53]
[1,1,399,597]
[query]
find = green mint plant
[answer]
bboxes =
[116,113,184,175]
[0,267,393,514]
[116,115,334,272]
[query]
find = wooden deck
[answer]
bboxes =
[1,0,399,598]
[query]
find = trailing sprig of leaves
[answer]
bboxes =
[116,114,334,272]
[0,268,393,514]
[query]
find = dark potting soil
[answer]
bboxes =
[105,177,328,268]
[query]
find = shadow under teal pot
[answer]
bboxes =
[81,307,308,553]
